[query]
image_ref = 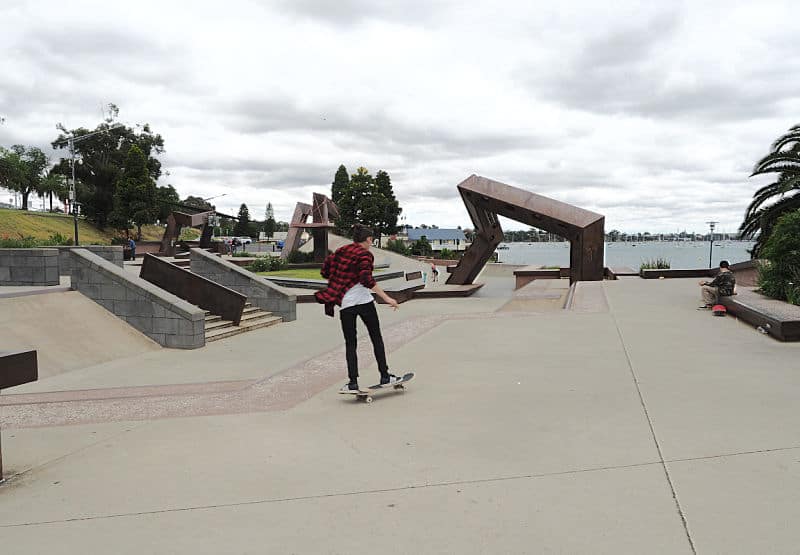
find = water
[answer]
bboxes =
[495,241,756,269]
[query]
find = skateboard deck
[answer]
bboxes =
[339,372,414,403]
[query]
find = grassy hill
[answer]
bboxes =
[0,208,167,245]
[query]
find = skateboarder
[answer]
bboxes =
[698,260,736,309]
[315,224,402,391]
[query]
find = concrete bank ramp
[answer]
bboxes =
[0,291,159,380]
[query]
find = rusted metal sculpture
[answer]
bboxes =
[160,211,215,256]
[283,193,339,263]
[447,175,605,284]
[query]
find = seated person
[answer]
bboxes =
[698,260,736,309]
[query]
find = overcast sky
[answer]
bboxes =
[1,0,798,234]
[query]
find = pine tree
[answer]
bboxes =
[331,164,349,205]
[263,202,276,238]
[110,145,157,239]
[233,203,251,237]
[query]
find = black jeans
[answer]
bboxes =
[340,301,388,383]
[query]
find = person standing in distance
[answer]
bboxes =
[315,224,402,391]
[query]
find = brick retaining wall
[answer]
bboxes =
[0,248,59,285]
[70,249,205,349]
[190,248,296,321]
[54,245,123,275]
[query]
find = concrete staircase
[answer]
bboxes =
[204,303,283,342]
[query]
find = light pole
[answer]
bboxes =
[706,221,718,268]
[57,124,122,245]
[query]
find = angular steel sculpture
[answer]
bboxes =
[159,210,215,256]
[447,175,605,284]
[283,193,339,263]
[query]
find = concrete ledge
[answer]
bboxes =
[190,248,297,322]
[0,248,59,286]
[640,268,715,279]
[513,266,567,289]
[263,270,404,290]
[70,249,205,349]
[605,266,638,280]
[720,288,800,341]
[53,245,123,275]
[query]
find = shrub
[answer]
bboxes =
[248,256,287,273]
[47,232,73,246]
[757,209,800,305]
[286,250,315,263]
[386,239,411,255]
[438,248,460,260]
[410,237,432,256]
[639,257,671,270]
[0,233,73,248]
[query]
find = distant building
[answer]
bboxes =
[258,231,289,242]
[407,228,468,251]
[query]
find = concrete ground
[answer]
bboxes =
[2,274,800,553]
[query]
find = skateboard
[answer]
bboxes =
[712,304,727,317]
[339,372,415,403]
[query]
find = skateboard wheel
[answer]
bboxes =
[365,396,373,403]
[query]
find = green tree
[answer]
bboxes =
[333,166,402,241]
[0,145,48,210]
[740,124,800,256]
[234,203,252,237]
[331,164,349,205]
[411,235,432,256]
[51,105,164,228]
[39,170,68,212]
[155,185,180,222]
[263,202,276,238]
[370,169,401,240]
[182,195,213,211]
[757,209,800,304]
[110,145,158,239]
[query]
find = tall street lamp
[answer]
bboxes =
[706,221,718,268]
[56,124,122,245]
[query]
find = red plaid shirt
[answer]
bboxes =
[314,243,376,316]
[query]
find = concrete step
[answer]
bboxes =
[205,314,283,342]
[204,309,275,330]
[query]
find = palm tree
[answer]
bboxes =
[740,124,800,256]
[38,171,68,212]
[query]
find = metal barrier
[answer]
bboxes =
[141,254,246,325]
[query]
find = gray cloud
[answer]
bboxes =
[271,0,451,26]
[216,95,566,164]
[1,0,792,233]
[523,10,799,122]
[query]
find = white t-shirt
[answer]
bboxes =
[341,283,374,309]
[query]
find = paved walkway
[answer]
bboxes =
[2,275,800,553]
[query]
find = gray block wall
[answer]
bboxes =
[70,249,205,349]
[0,248,59,286]
[55,245,123,276]
[190,248,296,321]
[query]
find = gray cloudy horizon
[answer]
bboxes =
[1,0,798,234]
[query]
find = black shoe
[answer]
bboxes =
[347,381,360,391]
[380,374,402,385]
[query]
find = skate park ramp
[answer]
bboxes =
[0,291,160,379]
